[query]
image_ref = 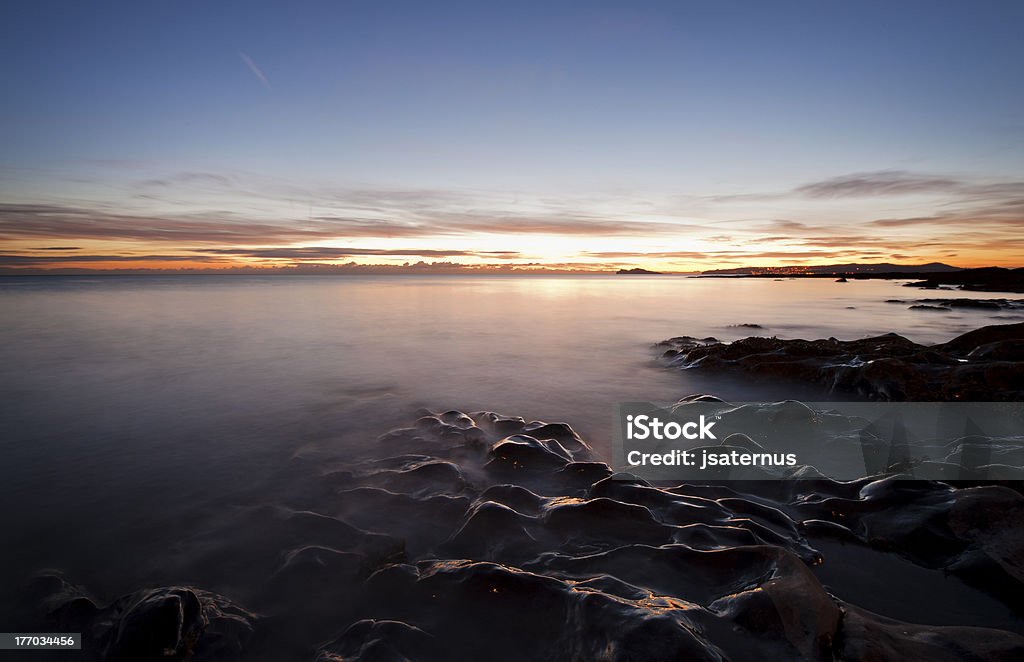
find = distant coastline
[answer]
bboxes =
[616,267,664,275]
[4,263,1023,293]
[692,265,1024,293]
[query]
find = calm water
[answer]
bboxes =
[1,275,1022,602]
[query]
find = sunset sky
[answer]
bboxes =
[2,1,1023,273]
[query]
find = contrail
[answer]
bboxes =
[239,52,270,89]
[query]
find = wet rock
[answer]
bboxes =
[967,339,1024,361]
[317,619,442,661]
[334,487,470,557]
[790,477,1024,610]
[839,605,1024,660]
[106,588,206,662]
[721,432,767,452]
[659,322,1024,401]
[476,484,546,515]
[551,461,614,492]
[485,435,574,472]
[161,505,404,606]
[543,497,671,546]
[902,266,1024,293]
[354,458,468,495]
[358,560,724,661]
[707,548,841,659]
[940,322,1024,354]
[22,407,1024,660]
[441,500,542,563]
[26,576,257,662]
[948,299,1002,309]
[906,298,1024,311]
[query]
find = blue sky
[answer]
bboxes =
[1,1,1023,271]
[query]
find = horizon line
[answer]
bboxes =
[8,260,1023,278]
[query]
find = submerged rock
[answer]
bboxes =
[898,297,1024,312]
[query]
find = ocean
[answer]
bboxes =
[1,274,1022,632]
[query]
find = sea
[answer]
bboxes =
[1,274,1021,612]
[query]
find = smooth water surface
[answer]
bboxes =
[1,274,1021,601]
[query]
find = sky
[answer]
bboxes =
[1,0,1023,273]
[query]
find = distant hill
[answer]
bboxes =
[702,262,960,275]
[616,267,663,275]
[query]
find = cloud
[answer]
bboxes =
[867,209,1024,229]
[0,202,701,245]
[0,247,527,267]
[239,52,270,88]
[707,172,1024,211]
[584,249,887,260]
[198,247,523,259]
[765,219,808,231]
[4,167,1022,271]
[0,254,223,266]
[583,251,710,259]
[0,203,412,243]
[433,213,704,236]
[0,259,617,276]
[139,172,234,188]
[794,170,959,198]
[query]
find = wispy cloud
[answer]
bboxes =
[584,249,886,260]
[5,166,1023,271]
[709,170,969,203]
[0,202,700,244]
[0,247,527,267]
[0,254,225,267]
[198,247,523,259]
[140,172,234,188]
[239,52,270,89]
[0,203,349,243]
[795,170,959,198]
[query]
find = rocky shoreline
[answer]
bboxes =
[902,267,1024,293]
[12,322,1024,661]
[658,322,1024,401]
[20,406,1024,661]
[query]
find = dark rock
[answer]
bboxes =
[967,339,1024,361]
[659,322,1024,401]
[21,407,1024,661]
[26,577,256,662]
[903,266,1024,293]
[106,588,206,662]
[486,435,574,472]
[617,267,663,275]
[906,297,1024,311]
[939,322,1024,354]
[839,605,1024,661]
[948,299,1001,309]
[317,619,442,661]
